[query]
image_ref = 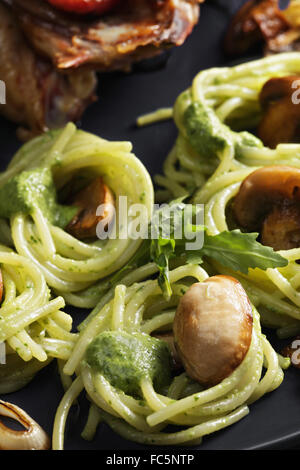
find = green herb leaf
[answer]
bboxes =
[201,230,288,274]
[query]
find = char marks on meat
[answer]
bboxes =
[0,2,97,139]
[5,0,203,70]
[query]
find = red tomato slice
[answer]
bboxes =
[47,0,120,15]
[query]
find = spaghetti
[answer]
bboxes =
[0,123,154,309]
[52,265,287,449]
[145,52,300,337]
[0,244,76,393]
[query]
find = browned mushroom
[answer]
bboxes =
[66,177,115,240]
[258,76,300,148]
[173,275,253,387]
[224,0,289,56]
[233,166,300,251]
[282,336,300,369]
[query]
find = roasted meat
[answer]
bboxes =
[5,0,203,71]
[225,0,300,56]
[0,3,97,139]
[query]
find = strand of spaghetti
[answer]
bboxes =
[81,404,102,441]
[137,108,173,127]
[78,263,159,331]
[31,208,56,259]
[63,284,142,376]
[93,374,152,432]
[248,336,283,404]
[52,376,84,451]
[0,297,65,342]
[141,312,175,335]
[111,285,126,331]
[81,365,126,418]
[99,406,249,446]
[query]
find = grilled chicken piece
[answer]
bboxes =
[0,3,97,140]
[5,0,203,71]
[225,0,300,56]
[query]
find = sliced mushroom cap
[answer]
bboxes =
[234,165,300,229]
[258,76,300,148]
[173,275,253,387]
[66,176,115,240]
[224,0,289,56]
[0,400,50,450]
[261,204,300,251]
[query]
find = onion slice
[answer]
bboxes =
[0,400,50,450]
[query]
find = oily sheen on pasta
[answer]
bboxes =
[153,52,300,338]
[52,264,287,449]
[0,244,76,393]
[0,123,154,309]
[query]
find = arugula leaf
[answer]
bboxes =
[150,237,175,300]
[201,230,288,274]
[148,204,288,299]
[95,201,288,302]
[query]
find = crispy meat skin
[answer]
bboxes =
[5,0,203,70]
[0,3,97,139]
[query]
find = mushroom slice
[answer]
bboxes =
[0,400,50,450]
[173,275,253,387]
[233,165,300,233]
[261,204,300,251]
[66,177,115,240]
[258,76,300,148]
[224,0,289,56]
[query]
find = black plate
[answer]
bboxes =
[0,0,300,451]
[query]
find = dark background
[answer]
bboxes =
[1,0,300,450]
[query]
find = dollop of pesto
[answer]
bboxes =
[0,167,77,228]
[183,101,262,158]
[85,331,172,397]
[184,102,228,157]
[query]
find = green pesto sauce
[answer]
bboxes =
[0,167,77,228]
[183,101,262,158]
[85,331,172,397]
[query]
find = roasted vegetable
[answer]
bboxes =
[258,76,300,148]
[67,177,115,240]
[225,0,300,56]
[234,166,300,251]
[173,275,253,386]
